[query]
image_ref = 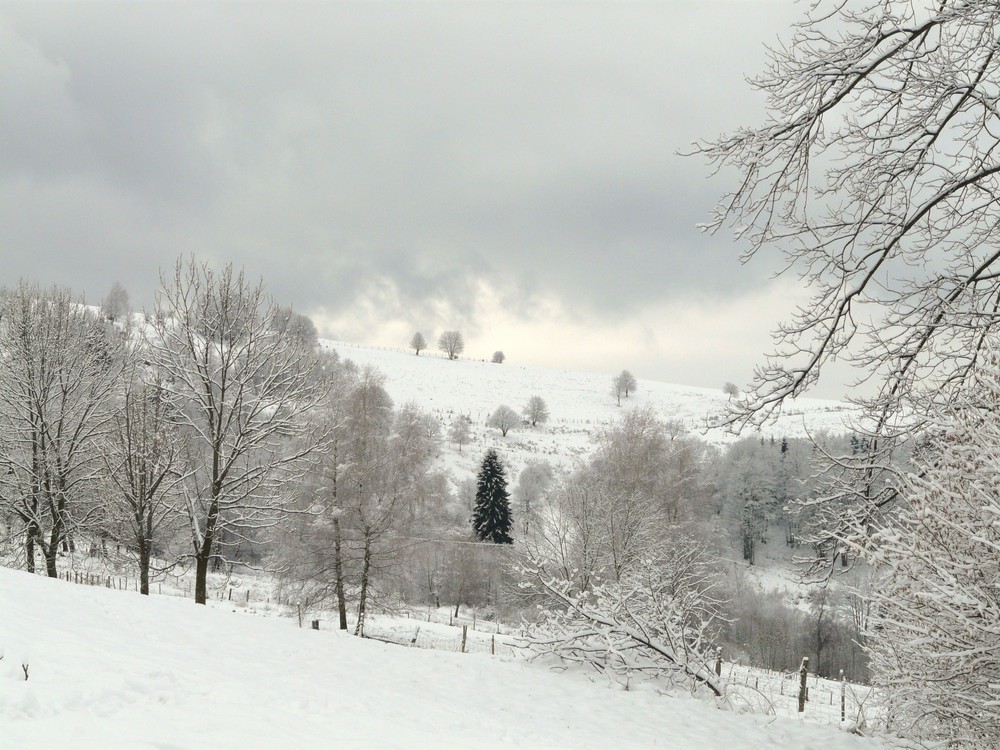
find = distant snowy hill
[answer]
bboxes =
[322,339,857,482]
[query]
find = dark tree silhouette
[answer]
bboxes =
[473,449,513,544]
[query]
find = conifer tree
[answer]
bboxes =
[473,449,513,544]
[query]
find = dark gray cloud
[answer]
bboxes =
[0,1,817,386]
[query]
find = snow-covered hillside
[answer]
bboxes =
[322,339,856,482]
[0,566,887,749]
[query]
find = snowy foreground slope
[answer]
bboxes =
[1,567,887,750]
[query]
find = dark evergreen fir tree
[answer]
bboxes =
[473,449,513,544]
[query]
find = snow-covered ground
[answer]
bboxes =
[323,339,856,483]
[0,565,888,749]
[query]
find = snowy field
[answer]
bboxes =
[322,339,857,482]
[0,565,888,749]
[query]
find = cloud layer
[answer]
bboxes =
[1,2,849,395]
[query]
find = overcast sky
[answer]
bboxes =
[0,1,856,398]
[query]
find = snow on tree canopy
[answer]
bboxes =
[472,449,513,544]
[861,339,1000,747]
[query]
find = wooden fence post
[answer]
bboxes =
[461,625,468,653]
[798,657,809,713]
[840,669,846,722]
[715,647,722,677]
[491,635,496,655]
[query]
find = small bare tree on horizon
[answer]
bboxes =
[438,330,464,360]
[612,370,637,407]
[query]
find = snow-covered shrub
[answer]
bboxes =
[861,345,1000,747]
[518,540,726,698]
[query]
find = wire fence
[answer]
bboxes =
[361,620,523,659]
[42,556,880,727]
[352,608,879,727]
[722,661,879,726]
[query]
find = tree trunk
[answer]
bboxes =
[354,538,372,637]
[45,546,58,578]
[25,523,36,574]
[195,551,210,604]
[139,510,153,595]
[194,501,219,605]
[45,515,63,578]
[139,543,150,595]
[333,517,348,630]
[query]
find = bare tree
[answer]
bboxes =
[520,471,605,595]
[410,332,427,356]
[148,257,326,604]
[620,371,637,398]
[487,404,519,437]
[693,5,1000,741]
[100,374,185,594]
[691,0,1000,594]
[514,460,554,535]
[0,283,128,576]
[338,367,396,636]
[519,408,695,592]
[448,414,472,452]
[699,2,1000,434]
[520,537,725,697]
[523,395,550,427]
[438,330,464,360]
[334,368,445,635]
[271,306,319,349]
[722,382,739,401]
[717,437,778,566]
[612,370,637,406]
[491,350,505,364]
[287,349,355,629]
[101,281,130,322]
